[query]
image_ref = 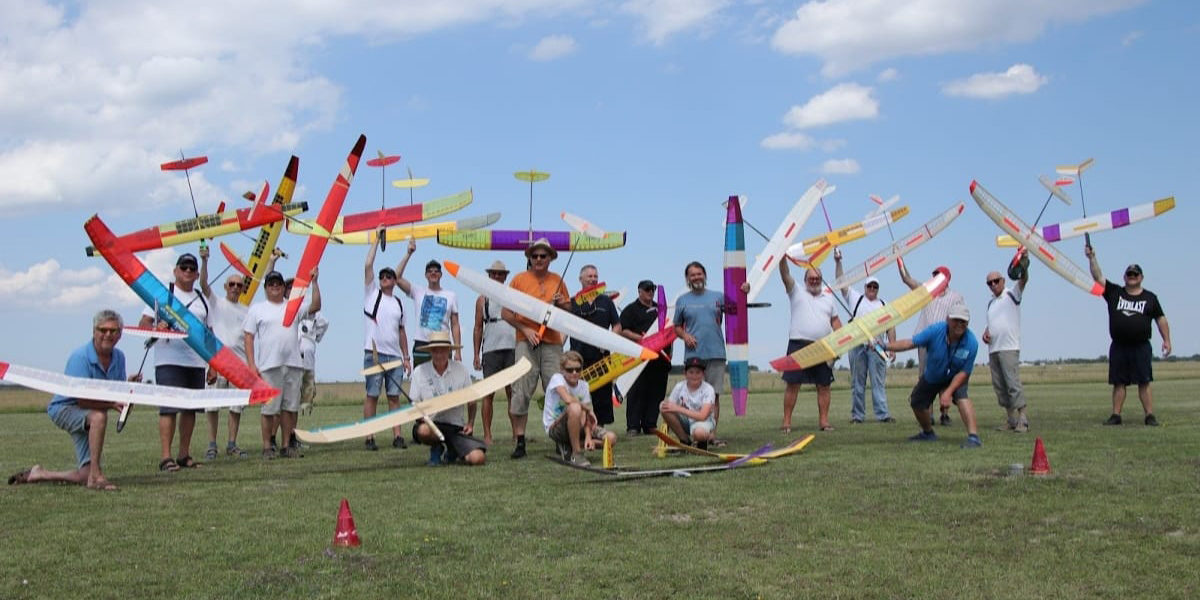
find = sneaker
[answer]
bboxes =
[261,448,276,460]
[226,445,248,458]
[880,417,896,423]
[204,444,218,461]
[1014,421,1029,433]
[1144,414,1159,427]
[960,434,983,449]
[626,429,642,437]
[568,453,591,467]
[510,444,527,459]
[393,436,408,449]
[939,413,952,426]
[908,430,938,443]
[365,438,379,451]
[850,418,864,424]
[1103,414,1122,426]
[282,446,302,459]
[428,445,444,466]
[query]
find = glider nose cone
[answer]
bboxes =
[969,180,978,194]
[443,261,460,276]
[638,347,659,362]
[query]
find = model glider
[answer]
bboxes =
[600,285,673,393]
[289,211,498,245]
[120,326,187,340]
[445,261,658,362]
[1039,175,1074,206]
[83,215,278,402]
[548,443,772,480]
[0,361,255,410]
[1055,158,1095,178]
[82,201,308,258]
[437,229,626,252]
[366,151,401,251]
[792,205,911,257]
[970,181,1103,296]
[771,268,950,372]
[295,357,530,443]
[392,175,431,189]
[232,156,300,304]
[289,189,472,239]
[284,134,366,327]
[994,197,1175,247]
[160,156,208,171]
[652,430,815,463]
[561,212,608,238]
[830,202,964,290]
[744,179,833,304]
[866,194,900,217]
[722,196,750,417]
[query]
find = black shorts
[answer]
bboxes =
[781,339,834,386]
[1109,341,1153,386]
[909,376,969,410]
[481,349,515,377]
[156,365,207,415]
[411,422,487,461]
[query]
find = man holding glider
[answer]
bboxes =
[569,264,622,427]
[363,226,412,451]
[673,261,727,439]
[899,260,965,427]
[619,279,672,435]
[203,272,252,459]
[983,267,1030,432]
[471,260,516,446]
[7,310,136,491]
[778,258,841,432]
[544,350,616,467]
[396,237,462,366]
[1085,246,1171,426]
[501,238,570,459]
[410,332,487,466]
[835,251,896,424]
[886,301,983,449]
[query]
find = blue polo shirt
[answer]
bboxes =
[47,341,127,420]
[913,322,977,385]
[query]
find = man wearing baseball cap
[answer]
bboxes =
[886,300,982,448]
[899,259,966,427]
[836,251,897,425]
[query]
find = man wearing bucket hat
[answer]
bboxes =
[1085,246,1171,426]
[501,238,570,459]
[899,259,965,427]
[410,332,487,466]
[471,260,516,445]
[886,299,982,449]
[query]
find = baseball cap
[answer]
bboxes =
[638,279,655,292]
[176,253,198,268]
[684,357,707,371]
[1125,264,1143,276]
[264,270,285,285]
[378,267,396,279]
[864,276,880,288]
[947,302,970,322]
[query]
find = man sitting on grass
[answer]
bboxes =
[660,357,717,450]
[544,350,616,467]
[410,332,487,466]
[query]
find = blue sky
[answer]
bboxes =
[1,0,1195,381]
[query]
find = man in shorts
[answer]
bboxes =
[410,332,487,466]
[543,351,616,467]
[471,260,516,445]
[660,357,717,449]
[777,258,840,432]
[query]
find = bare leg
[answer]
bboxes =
[660,406,689,443]
[1137,383,1154,415]
[956,399,978,436]
[177,411,196,459]
[207,411,219,445]
[1111,384,1127,415]
[159,414,177,460]
[364,395,378,443]
[260,413,274,449]
[510,412,528,439]
[24,464,88,485]
[228,412,241,445]
[280,411,297,450]
[566,403,584,453]
[387,394,402,438]
[782,384,800,430]
[85,410,114,489]
[912,406,933,432]
[816,385,832,429]
[481,393,495,446]
[713,395,720,428]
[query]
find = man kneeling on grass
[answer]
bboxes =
[885,301,983,449]
[544,350,616,467]
[661,357,717,450]
[411,332,487,466]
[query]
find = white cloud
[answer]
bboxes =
[771,0,1145,76]
[0,249,179,311]
[1121,30,1143,46]
[783,83,879,129]
[821,158,860,174]
[942,64,1048,99]
[760,132,818,150]
[529,34,578,61]
[621,0,728,44]
[877,67,899,82]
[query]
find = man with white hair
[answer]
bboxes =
[777,258,840,432]
[983,266,1029,433]
[835,251,896,424]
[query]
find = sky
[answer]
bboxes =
[1,0,1196,382]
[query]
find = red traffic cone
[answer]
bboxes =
[332,498,361,547]
[1029,437,1051,476]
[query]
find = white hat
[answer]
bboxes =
[485,260,509,273]
[523,238,558,260]
[415,331,463,352]
[947,302,970,322]
[864,277,880,288]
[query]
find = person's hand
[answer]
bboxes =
[981,329,992,344]
[473,354,482,371]
[127,374,142,383]
[521,326,541,346]
[740,281,750,293]
[1084,245,1094,259]
[199,245,210,260]
[886,351,895,362]
[584,438,598,451]
[1163,340,1172,357]
[407,237,416,255]
[833,248,842,261]
[939,391,952,410]
[462,423,474,436]
[402,357,412,374]
[684,334,697,349]
[454,350,462,362]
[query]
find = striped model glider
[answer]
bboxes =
[437,229,626,252]
[970,180,1104,296]
[239,156,299,304]
[994,197,1176,246]
[82,200,308,258]
[771,268,950,372]
[288,211,500,244]
[0,361,254,410]
[791,205,911,257]
[866,194,900,217]
[724,196,750,417]
[830,202,964,290]
[444,262,659,362]
[83,215,278,403]
[745,179,832,304]
[294,357,531,443]
[287,189,473,237]
[121,326,187,340]
[284,134,367,327]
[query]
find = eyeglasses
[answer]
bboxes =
[563,366,582,373]
[95,327,121,335]
[226,282,244,288]
[987,278,1003,285]
[379,273,395,280]
[1125,271,1141,278]
[805,277,821,283]
[178,265,197,272]
[530,253,549,260]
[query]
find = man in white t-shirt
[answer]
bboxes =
[836,250,897,424]
[203,273,251,459]
[471,260,516,446]
[243,269,320,459]
[363,226,412,451]
[397,237,462,366]
[661,357,717,449]
[778,259,840,432]
[983,267,1029,432]
[899,259,964,426]
[543,350,616,467]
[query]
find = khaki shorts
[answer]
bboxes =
[260,365,302,416]
[510,341,563,416]
[205,376,245,414]
[548,414,609,446]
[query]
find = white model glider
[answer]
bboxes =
[0,361,252,410]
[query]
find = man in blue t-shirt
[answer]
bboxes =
[7,310,135,491]
[673,261,727,433]
[886,302,982,448]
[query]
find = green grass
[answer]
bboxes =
[2,369,1199,599]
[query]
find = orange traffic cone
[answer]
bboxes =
[1029,437,1051,476]
[332,498,361,547]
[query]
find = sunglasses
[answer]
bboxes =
[1125,271,1141,278]
[226,282,245,288]
[379,273,396,279]
[563,366,582,373]
[530,253,550,259]
[987,278,1003,285]
[865,283,879,289]
[805,277,821,283]
[177,265,197,272]
[95,327,121,335]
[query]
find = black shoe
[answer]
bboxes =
[393,436,408,449]
[510,444,527,459]
[1103,414,1122,426]
[365,438,379,451]
[850,418,864,424]
[939,413,952,426]
[880,417,896,423]
[1144,414,1159,427]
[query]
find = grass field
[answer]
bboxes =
[2,363,1198,599]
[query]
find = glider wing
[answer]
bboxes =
[745,179,831,304]
[831,202,964,290]
[723,196,750,416]
[437,229,626,252]
[994,197,1176,246]
[0,361,252,410]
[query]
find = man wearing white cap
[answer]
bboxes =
[471,260,516,445]
[835,252,896,424]
[899,260,965,426]
[886,301,982,448]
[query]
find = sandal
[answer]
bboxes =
[176,455,203,469]
[159,458,180,472]
[226,445,248,458]
[820,425,835,432]
[204,446,218,460]
[7,468,32,485]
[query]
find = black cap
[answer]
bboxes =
[264,270,285,285]
[177,253,198,267]
[684,357,706,371]
[379,267,396,279]
[1125,264,1143,276]
[638,279,655,292]
[425,259,442,271]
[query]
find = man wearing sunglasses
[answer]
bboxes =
[203,274,253,459]
[899,259,965,427]
[362,226,412,451]
[982,267,1029,433]
[1086,245,1171,426]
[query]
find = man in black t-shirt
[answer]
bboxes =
[618,280,674,435]
[569,265,622,426]
[1086,246,1172,426]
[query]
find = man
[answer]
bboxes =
[569,264,622,427]
[363,226,411,451]
[410,332,487,466]
[7,310,135,491]
[1086,246,1171,426]
[661,357,716,449]
[471,260,516,446]
[619,279,672,435]
[139,250,212,471]
[983,266,1029,432]
[298,307,329,417]
[243,269,320,459]
[673,261,726,436]
[886,301,982,449]
[778,258,841,432]
[899,259,965,426]
[543,350,616,467]
[834,253,896,424]
[502,238,570,459]
[397,237,462,366]
[202,272,252,459]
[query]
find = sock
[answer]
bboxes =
[517,435,526,447]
